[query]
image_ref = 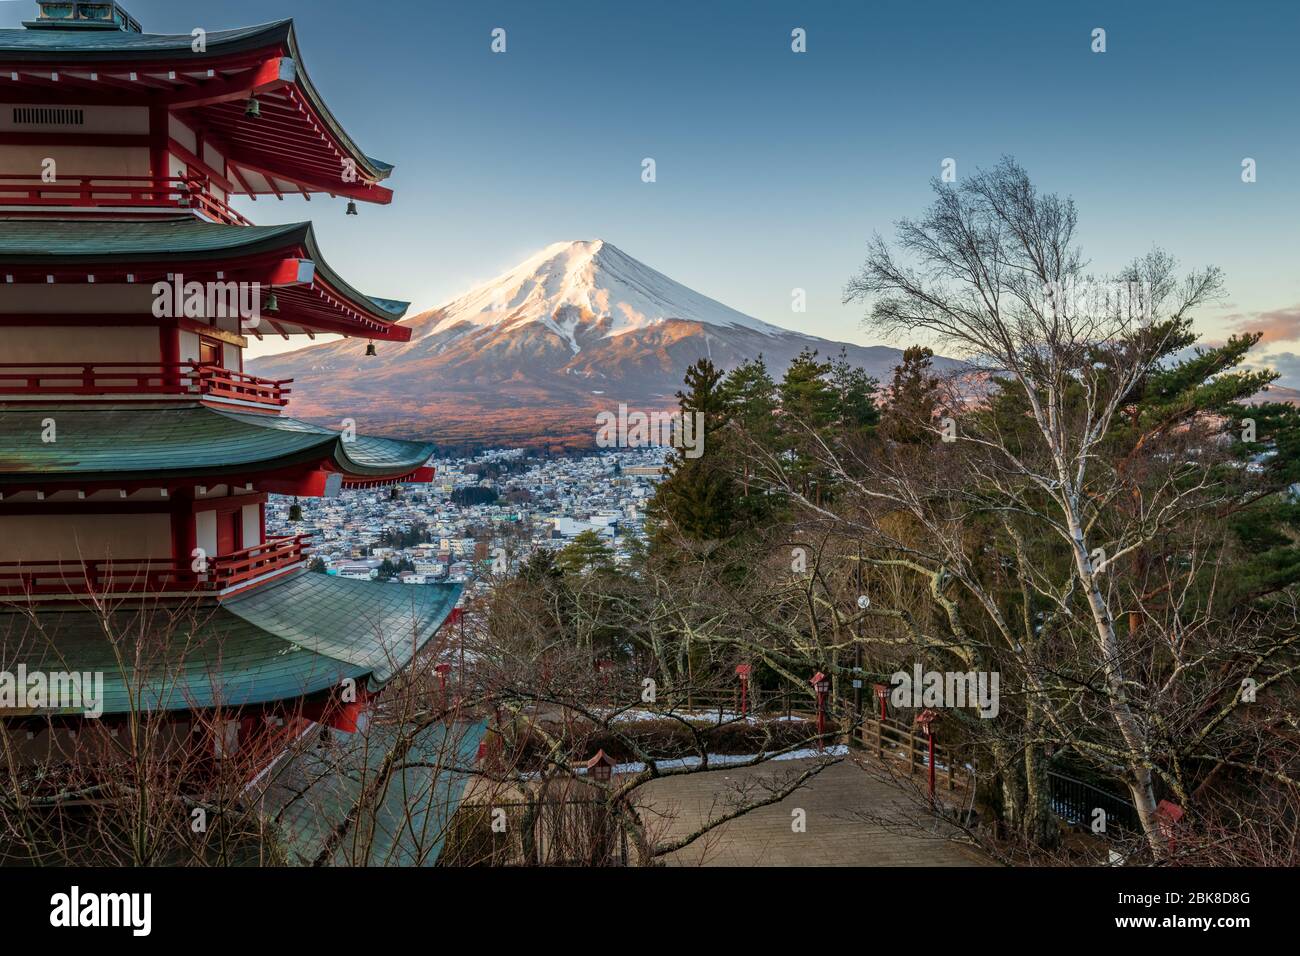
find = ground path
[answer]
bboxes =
[639,756,994,866]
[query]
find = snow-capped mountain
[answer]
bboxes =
[250,240,959,449]
[415,239,786,352]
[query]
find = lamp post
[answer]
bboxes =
[586,749,619,864]
[873,683,889,722]
[916,708,940,809]
[735,664,752,717]
[1155,800,1184,856]
[586,749,616,784]
[810,672,830,750]
[853,543,864,724]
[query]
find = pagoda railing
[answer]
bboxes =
[208,535,311,590]
[0,173,252,227]
[0,363,291,408]
[0,535,312,598]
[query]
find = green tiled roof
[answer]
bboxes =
[0,19,392,181]
[0,218,301,259]
[0,404,435,483]
[0,571,462,715]
[0,21,293,58]
[0,218,409,320]
[263,720,486,866]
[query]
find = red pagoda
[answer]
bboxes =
[0,2,459,766]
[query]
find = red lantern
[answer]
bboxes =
[810,672,830,749]
[735,664,752,716]
[873,682,889,721]
[915,709,940,807]
[1155,800,1184,853]
[586,749,617,784]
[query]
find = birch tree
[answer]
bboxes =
[842,157,1227,853]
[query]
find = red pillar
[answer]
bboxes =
[927,733,936,808]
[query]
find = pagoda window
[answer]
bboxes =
[38,3,74,19]
[198,337,222,369]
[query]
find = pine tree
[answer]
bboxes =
[879,345,942,445]
[777,348,838,503]
[718,355,780,519]
[648,358,737,544]
[556,529,616,575]
[830,346,880,440]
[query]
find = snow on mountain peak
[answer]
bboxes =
[418,239,781,352]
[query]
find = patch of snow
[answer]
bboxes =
[419,240,785,345]
[576,744,850,777]
[598,708,814,725]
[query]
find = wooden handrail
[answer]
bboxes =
[857,715,970,791]
[0,173,251,226]
[0,362,290,407]
[0,535,311,597]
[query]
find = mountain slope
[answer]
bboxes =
[251,240,959,449]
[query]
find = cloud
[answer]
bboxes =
[1223,303,1300,345]
[1240,350,1300,391]
[1261,351,1300,384]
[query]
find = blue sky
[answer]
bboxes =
[7,0,1299,381]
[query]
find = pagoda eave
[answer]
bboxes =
[0,404,437,493]
[0,19,394,199]
[0,219,412,340]
[0,572,464,717]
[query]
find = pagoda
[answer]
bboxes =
[0,2,459,767]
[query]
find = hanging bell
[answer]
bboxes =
[345,200,358,216]
[264,290,279,314]
[365,341,377,357]
[288,498,303,522]
[244,95,261,120]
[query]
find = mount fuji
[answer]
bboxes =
[250,240,959,450]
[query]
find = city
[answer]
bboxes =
[270,446,670,595]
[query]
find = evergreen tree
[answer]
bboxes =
[879,345,943,445]
[719,355,778,453]
[718,355,780,521]
[648,358,737,544]
[777,348,838,502]
[555,529,616,575]
[830,346,880,439]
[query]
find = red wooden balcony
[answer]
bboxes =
[0,535,311,598]
[209,535,312,590]
[0,363,291,409]
[0,173,252,227]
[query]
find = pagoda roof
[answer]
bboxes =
[0,571,462,716]
[0,404,435,486]
[0,19,393,200]
[1,22,290,58]
[265,719,486,866]
[0,217,411,336]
